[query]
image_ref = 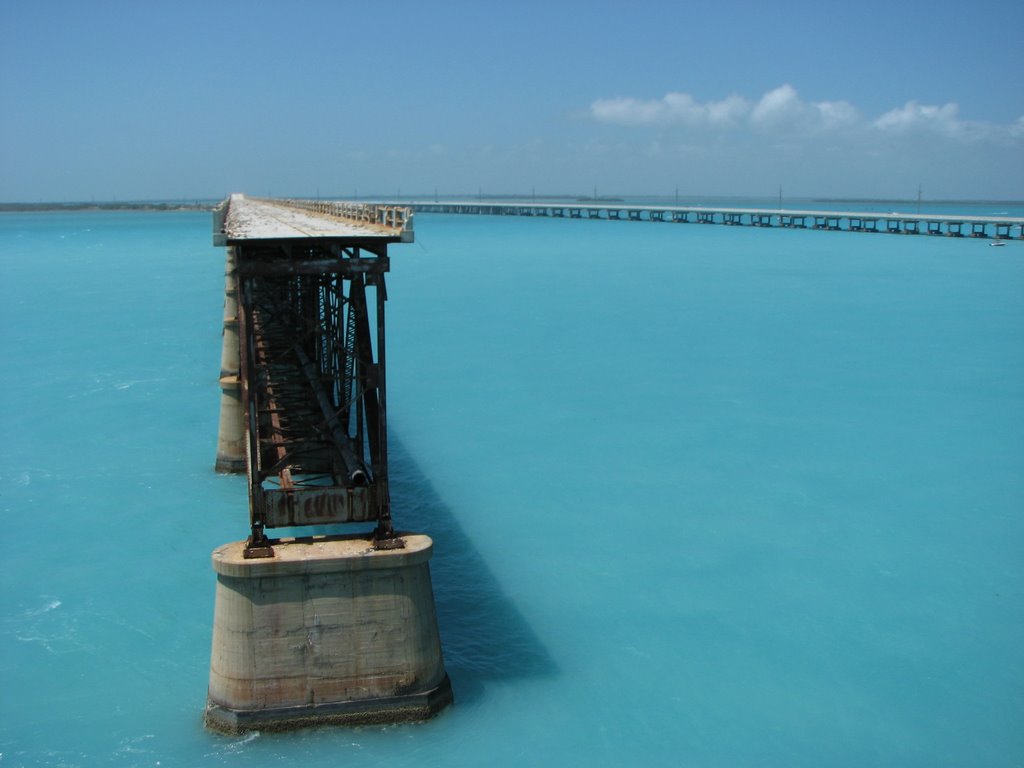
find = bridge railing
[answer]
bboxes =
[269,198,414,240]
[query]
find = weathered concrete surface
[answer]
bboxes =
[205,534,452,733]
[213,377,244,474]
[214,247,245,474]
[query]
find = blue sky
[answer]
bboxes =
[2,0,1022,201]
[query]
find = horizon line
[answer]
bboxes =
[3,193,1024,208]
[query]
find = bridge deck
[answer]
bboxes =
[214,194,414,245]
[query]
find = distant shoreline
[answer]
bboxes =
[813,198,1024,206]
[0,201,216,212]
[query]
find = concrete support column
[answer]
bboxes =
[215,247,245,473]
[205,534,452,733]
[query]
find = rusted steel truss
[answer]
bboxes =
[234,240,397,557]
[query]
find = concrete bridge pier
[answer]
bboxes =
[215,247,245,473]
[204,534,452,734]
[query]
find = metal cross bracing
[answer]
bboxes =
[234,238,398,558]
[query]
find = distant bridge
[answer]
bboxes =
[403,201,1024,239]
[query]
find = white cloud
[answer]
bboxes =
[705,94,751,127]
[864,100,1024,145]
[588,85,1018,146]
[814,100,859,130]
[870,101,1024,146]
[578,86,1024,198]
[589,96,669,126]
[661,93,707,125]
[590,84,860,133]
[750,84,802,126]
[589,91,752,128]
[1012,117,1024,140]
[872,101,961,134]
[746,85,860,133]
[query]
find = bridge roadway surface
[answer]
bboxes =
[215,194,413,244]
[400,200,1024,238]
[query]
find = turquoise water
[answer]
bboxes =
[1,208,1022,766]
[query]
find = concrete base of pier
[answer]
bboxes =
[214,246,245,474]
[204,533,452,734]
[213,375,245,473]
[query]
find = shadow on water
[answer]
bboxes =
[387,433,558,701]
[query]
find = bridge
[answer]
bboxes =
[212,194,414,552]
[205,195,450,734]
[405,201,1024,239]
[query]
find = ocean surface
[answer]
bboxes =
[1,202,1022,767]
